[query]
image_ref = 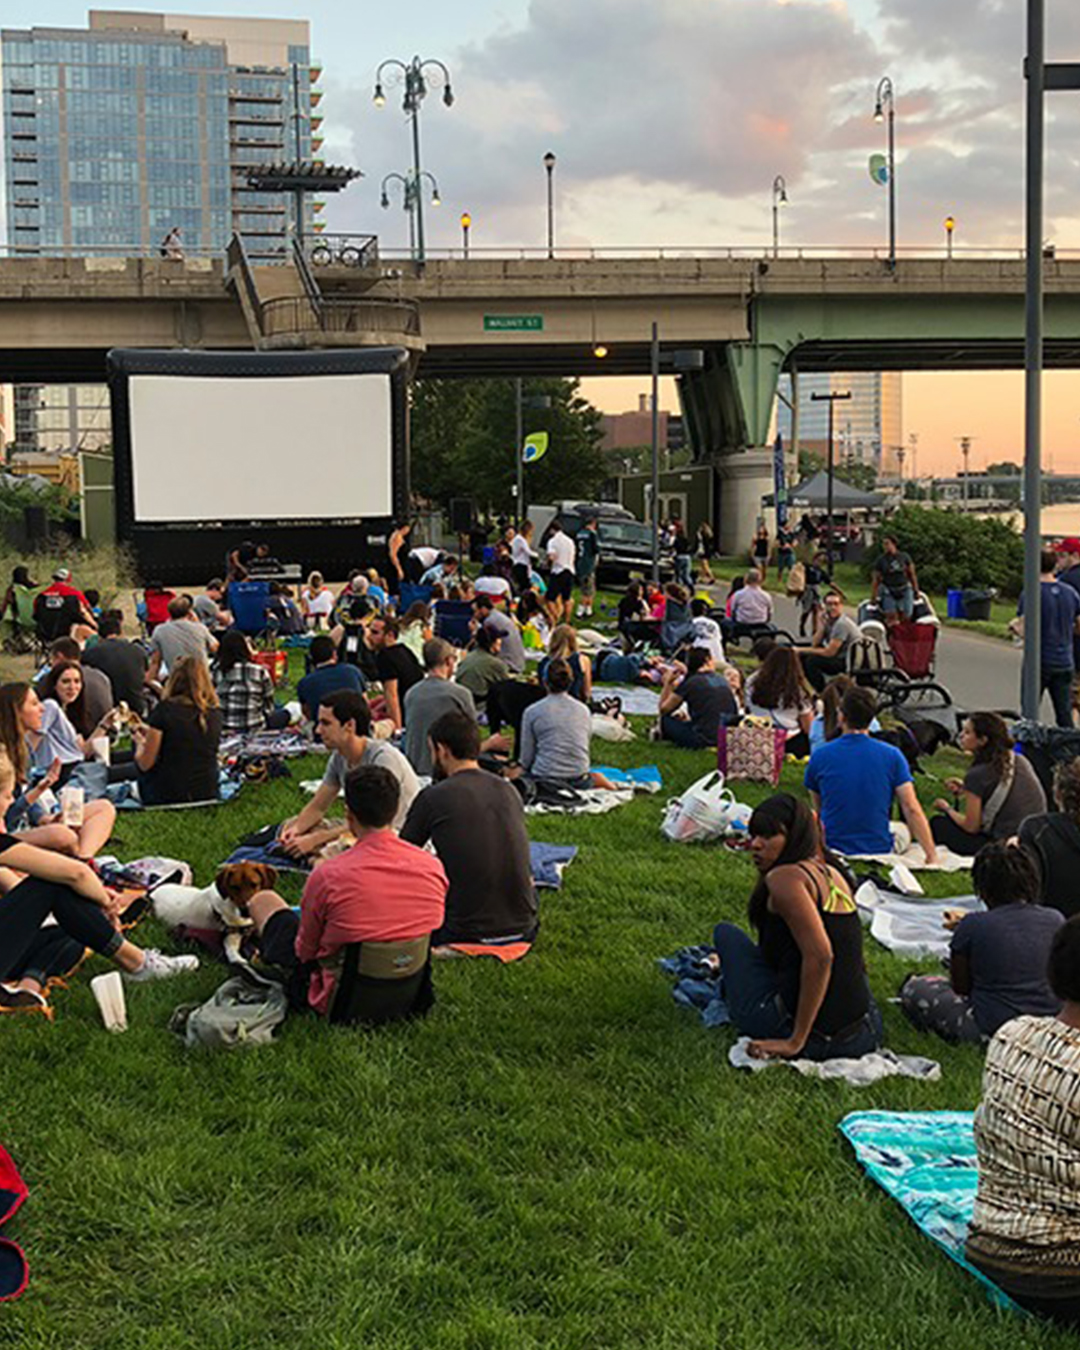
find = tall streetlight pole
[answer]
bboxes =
[811,390,852,572]
[1022,4,1080,719]
[873,76,896,268]
[772,175,788,258]
[896,443,906,496]
[543,151,556,258]
[460,212,471,258]
[373,56,454,268]
[957,435,974,510]
[380,170,440,262]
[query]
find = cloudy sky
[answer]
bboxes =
[5,0,1080,471]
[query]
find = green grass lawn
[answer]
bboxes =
[0,652,1071,1349]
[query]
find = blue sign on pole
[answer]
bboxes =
[773,433,788,527]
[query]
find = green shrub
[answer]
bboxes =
[865,506,1024,598]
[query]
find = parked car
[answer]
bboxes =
[530,502,672,584]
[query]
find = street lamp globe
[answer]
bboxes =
[373,83,386,108]
[543,151,556,173]
[460,212,471,229]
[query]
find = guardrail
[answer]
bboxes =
[259,294,420,340]
[377,244,1080,263]
[305,233,379,269]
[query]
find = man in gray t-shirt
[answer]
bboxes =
[473,598,525,673]
[797,592,861,692]
[404,672,476,777]
[322,739,420,830]
[147,598,218,685]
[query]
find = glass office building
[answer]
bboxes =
[777,371,903,478]
[1,12,319,454]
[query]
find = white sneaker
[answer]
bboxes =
[125,950,200,983]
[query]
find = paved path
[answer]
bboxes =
[717,585,1028,716]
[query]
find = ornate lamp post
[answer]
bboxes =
[374,56,453,265]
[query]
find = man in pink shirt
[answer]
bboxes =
[248,765,447,1022]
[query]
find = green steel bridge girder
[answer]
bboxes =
[689,291,1080,457]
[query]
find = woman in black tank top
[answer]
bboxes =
[710,793,882,1062]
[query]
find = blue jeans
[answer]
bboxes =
[1042,666,1074,729]
[674,555,692,588]
[660,713,709,750]
[711,921,883,1061]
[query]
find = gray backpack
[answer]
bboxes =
[170,968,287,1049]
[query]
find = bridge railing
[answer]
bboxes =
[376,244,1080,263]
[259,295,420,340]
[304,234,379,270]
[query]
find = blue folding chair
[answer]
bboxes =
[398,582,433,613]
[433,599,474,648]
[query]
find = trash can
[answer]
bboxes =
[962,588,994,622]
[946,588,966,620]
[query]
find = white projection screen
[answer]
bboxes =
[128,372,393,523]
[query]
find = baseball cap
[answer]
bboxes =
[1056,538,1080,555]
[52,568,70,582]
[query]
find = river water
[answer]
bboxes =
[972,502,1080,539]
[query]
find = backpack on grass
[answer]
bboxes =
[170,966,287,1049]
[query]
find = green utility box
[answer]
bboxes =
[618,464,716,542]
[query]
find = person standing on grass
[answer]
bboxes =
[511,521,537,595]
[750,523,770,580]
[1011,550,1080,728]
[280,690,419,855]
[804,684,938,863]
[709,792,883,1061]
[672,519,693,590]
[575,515,601,618]
[545,520,576,627]
[870,535,918,625]
[900,842,1063,1045]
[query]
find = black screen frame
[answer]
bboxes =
[107,347,411,583]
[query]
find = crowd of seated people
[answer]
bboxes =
[10,539,1080,1330]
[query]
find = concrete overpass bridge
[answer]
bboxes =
[4,241,1080,542]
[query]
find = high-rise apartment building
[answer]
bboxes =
[777,371,903,478]
[1,11,322,455]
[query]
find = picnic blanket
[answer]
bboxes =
[854,880,984,959]
[595,684,661,717]
[219,728,315,762]
[224,835,579,892]
[842,824,972,873]
[105,768,244,810]
[839,1111,1017,1310]
[729,1039,940,1085]
[592,765,662,794]
[435,937,534,963]
[525,788,635,817]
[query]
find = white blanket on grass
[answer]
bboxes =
[598,685,661,717]
[525,788,635,816]
[728,1038,941,1085]
[854,880,984,960]
[842,822,972,874]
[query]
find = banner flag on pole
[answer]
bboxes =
[522,432,549,464]
[773,433,788,527]
[868,153,889,186]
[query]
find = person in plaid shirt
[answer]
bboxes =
[212,631,291,735]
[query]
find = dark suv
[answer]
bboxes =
[540,502,669,585]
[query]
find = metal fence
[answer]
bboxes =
[259,294,420,339]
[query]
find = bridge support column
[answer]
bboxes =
[716,449,775,555]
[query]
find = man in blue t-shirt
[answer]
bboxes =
[296,634,365,728]
[1013,549,1080,728]
[804,685,938,861]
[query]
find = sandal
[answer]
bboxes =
[0,984,53,1019]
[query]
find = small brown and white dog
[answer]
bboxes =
[152,862,278,963]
